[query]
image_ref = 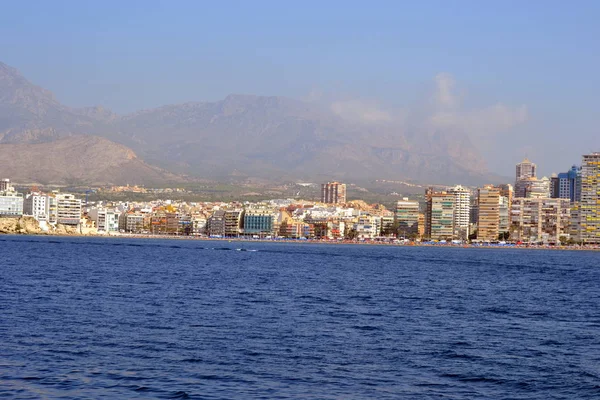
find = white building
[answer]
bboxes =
[23,193,49,221]
[89,207,121,232]
[353,215,381,239]
[55,193,82,226]
[0,189,23,216]
[448,185,471,240]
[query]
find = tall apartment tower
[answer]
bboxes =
[477,185,501,241]
[498,183,514,225]
[0,178,11,191]
[515,158,537,197]
[572,153,600,243]
[394,197,420,237]
[425,188,455,240]
[321,182,347,204]
[551,165,581,202]
[448,185,471,240]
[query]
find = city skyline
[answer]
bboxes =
[2,150,599,244]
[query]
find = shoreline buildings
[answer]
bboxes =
[1,151,599,244]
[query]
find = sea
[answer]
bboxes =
[1,235,599,399]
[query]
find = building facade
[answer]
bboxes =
[321,182,347,204]
[0,189,23,216]
[224,210,244,237]
[243,209,275,235]
[119,212,145,233]
[498,184,514,225]
[394,197,420,238]
[55,193,82,225]
[448,185,470,240]
[207,210,226,237]
[477,185,500,241]
[0,179,11,191]
[425,189,455,240]
[510,198,571,243]
[23,193,49,221]
[572,153,600,243]
[524,176,551,198]
[515,158,537,198]
[551,165,581,202]
[89,207,121,232]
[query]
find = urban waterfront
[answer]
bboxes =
[1,236,599,399]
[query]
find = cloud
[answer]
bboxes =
[308,72,527,138]
[330,99,394,123]
[430,103,528,138]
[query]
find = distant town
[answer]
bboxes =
[1,152,599,246]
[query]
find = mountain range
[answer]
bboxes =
[0,61,494,186]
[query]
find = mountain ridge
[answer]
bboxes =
[0,61,495,185]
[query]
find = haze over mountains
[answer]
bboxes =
[0,61,495,186]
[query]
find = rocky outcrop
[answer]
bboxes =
[0,217,83,235]
[53,223,78,235]
[0,216,45,234]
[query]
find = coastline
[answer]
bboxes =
[3,231,599,251]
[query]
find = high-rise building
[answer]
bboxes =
[321,182,347,204]
[477,185,500,241]
[511,198,571,243]
[551,165,581,202]
[448,185,470,240]
[572,152,600,243]
[394,197,420,238]
[498,184,514,225]
[516,158,537,180]
[0,178,11,192]
[224,209,244,237]
[207,210,226,237]
[515,158,537,197]
[425,188,455,240]
[524,176,551,198]
[499,195,510,235]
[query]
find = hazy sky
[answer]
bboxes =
[1,0,599,177]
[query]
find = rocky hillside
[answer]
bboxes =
[0,136,185,186]
[0,61,493,185]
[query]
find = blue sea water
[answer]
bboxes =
[1,236,599,399]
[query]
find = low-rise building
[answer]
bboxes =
[89,207,121,232]
[119,212,145,233]
[244,208,275,236]
[0,188,24,217]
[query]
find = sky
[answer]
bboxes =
[1,0,599,178]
